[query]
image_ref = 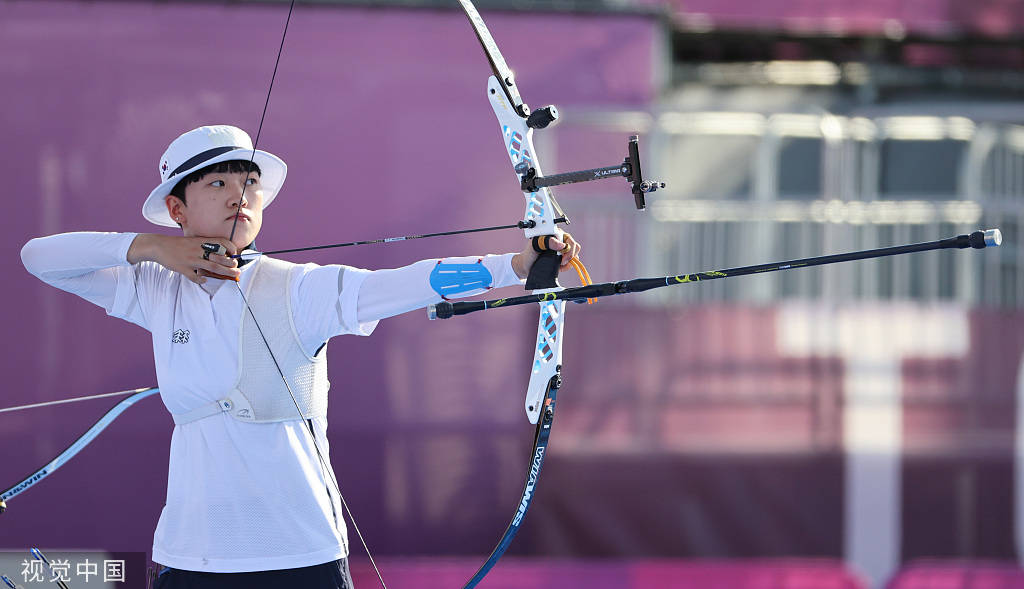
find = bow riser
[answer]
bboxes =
[527,299,565,424]
[486,76,564,240]
[486,75,567,425]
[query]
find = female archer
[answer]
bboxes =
[21,124,581,589]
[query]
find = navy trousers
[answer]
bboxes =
[153,558,354,589]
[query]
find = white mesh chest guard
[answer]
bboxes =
[172,257,329,425]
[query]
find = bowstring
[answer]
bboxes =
[226,2,388,587]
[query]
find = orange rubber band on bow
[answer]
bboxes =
[569,257,596,304]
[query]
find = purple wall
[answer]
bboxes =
[642,0,1024,37]
[350,558,869,588]
[0,0,658,558]
[4,1,1023,582]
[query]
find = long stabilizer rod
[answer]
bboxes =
[429,229,1002,320]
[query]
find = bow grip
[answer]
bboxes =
[525,235,561,290]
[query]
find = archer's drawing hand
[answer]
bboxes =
[127,234,240,284]
[511,232,583,280]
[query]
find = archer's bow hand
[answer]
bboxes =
[512,233,583,280]
[127,234,240,284]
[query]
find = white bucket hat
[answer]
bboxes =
[143,125,287,227]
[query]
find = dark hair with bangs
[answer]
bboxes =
[169,160,262,204]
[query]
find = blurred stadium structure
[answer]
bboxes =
[482,0,1024,587]
[557,108,1022,306]
[3,1,1024,589]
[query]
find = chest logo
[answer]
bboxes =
[171,329,191,344]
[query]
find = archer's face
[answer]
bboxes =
[170,170,264,249]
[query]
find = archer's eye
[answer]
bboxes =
[245,177,259,186]
[211,180,225,187]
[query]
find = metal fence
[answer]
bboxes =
[548,107,1024,308]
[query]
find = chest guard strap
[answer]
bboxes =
[172,257,329,425]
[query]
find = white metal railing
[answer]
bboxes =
[550,109,1023,308]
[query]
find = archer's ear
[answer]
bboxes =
[165,195,186,225]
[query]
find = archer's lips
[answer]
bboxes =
[228,213,252,223]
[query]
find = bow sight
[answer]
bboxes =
[460,0,664,215]
[518,135,665,211]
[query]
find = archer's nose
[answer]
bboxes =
[232,189,249,210]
